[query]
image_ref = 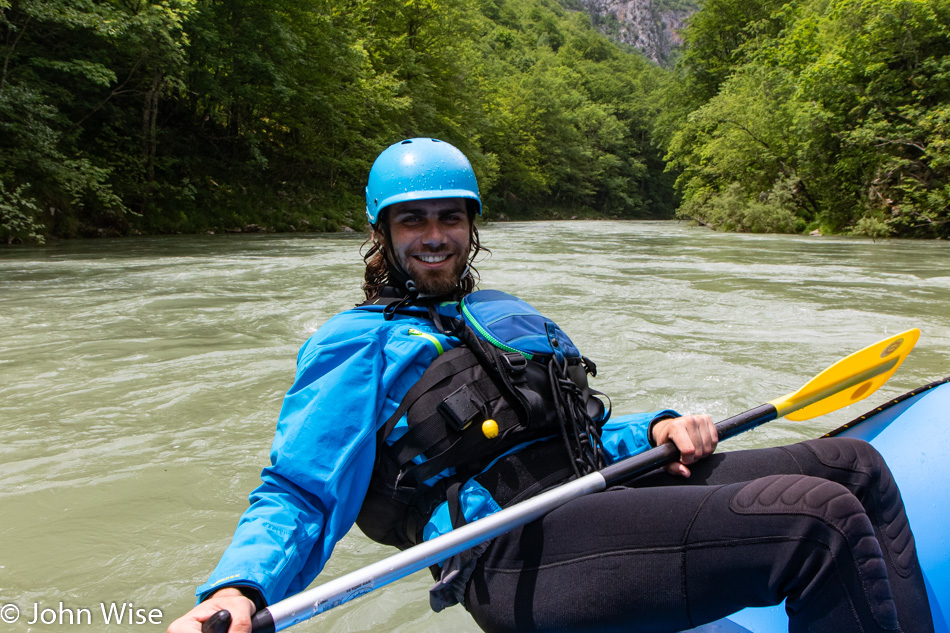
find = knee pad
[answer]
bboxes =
[801,437,888,481]
[798,438,916,577]
[730,474,899,629]
[730,474,875,542]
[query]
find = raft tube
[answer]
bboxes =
[691,377,950,633]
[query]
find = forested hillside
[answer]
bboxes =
[0,0,673,242]
[3,0,948,243]
[657,0,950,238]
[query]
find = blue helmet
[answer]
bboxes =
[365,138,482,226]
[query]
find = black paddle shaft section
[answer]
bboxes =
[201,608,275,633]
[600,403,778,487]
[251,609,276,633]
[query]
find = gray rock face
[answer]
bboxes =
[575,0,695,65]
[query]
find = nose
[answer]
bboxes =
[421,220,446,247]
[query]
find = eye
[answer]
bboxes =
[398,214,424,226]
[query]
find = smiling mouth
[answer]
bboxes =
[415,253,451,264]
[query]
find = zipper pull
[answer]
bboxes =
[408,328,444,355]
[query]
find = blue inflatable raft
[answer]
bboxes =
[693,377,950,633]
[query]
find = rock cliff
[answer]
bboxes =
[573,0,697,65]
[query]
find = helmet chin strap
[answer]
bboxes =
[374,224,415,296]
[386,261,416,295]
[383,277,416,320]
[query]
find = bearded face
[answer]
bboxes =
[380,198,472,296]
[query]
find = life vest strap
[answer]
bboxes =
[379,348,480,443]
[388,374,497,468]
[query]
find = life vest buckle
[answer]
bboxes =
[438,383,483,431]
[501,352,528,382]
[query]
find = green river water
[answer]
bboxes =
[1,221,948,632]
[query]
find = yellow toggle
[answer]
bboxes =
[481,419,499,439]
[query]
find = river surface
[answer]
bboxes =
[1,221,948,632]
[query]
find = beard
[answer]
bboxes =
[395,248,470,297]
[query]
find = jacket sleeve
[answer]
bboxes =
[195,312,445,606]
[196,322,387,606]
[600,409,680,463]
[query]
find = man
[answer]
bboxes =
[170,138,934,633]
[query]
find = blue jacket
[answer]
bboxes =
[196,303,677,606]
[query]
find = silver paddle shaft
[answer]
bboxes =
[265,472,607,630]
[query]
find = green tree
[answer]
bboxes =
[2,0,676,241]
[0,0,195,241]
[664,0,950,237]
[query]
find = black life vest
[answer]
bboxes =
[354,290,609,553]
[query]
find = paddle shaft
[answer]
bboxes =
[203,342,906,633]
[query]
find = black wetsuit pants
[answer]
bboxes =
[463,438,935,633]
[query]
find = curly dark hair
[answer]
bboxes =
[361,207,487,301]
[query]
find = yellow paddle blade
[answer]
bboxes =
[769,328,920,421]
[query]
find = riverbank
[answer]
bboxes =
[9,212,949,248]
